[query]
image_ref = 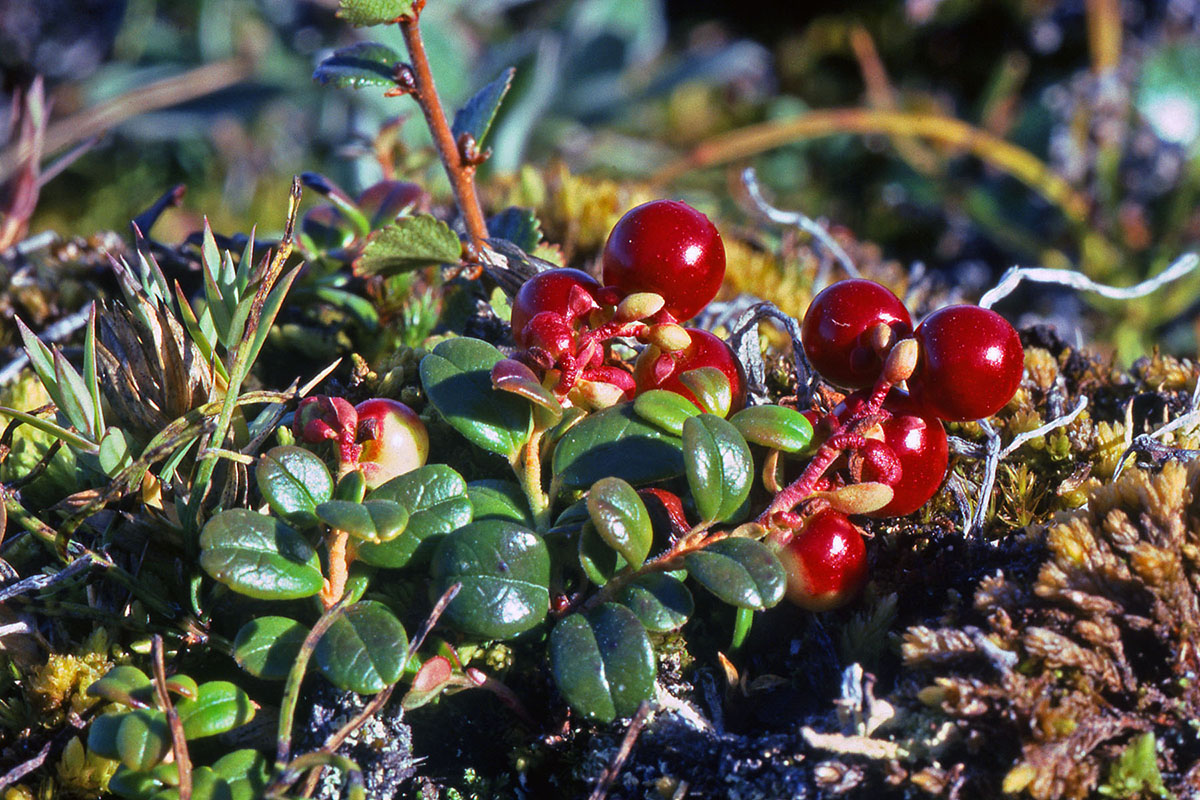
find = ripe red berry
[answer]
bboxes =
[634,329,746,415]
[601,200,725,322]
[776,509,868,611]
[907,305,1024,422]
[836,389,948,517]
[510,268,600,349]
[355,398,429,490]
[801,279,913,389]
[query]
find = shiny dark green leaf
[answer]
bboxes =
[617,573,693,632]
[587,477,652,569]
[678,366,732,417]
[199,510,324,600]
[683,414,753,524]
[116,708,170,770]
[256,446,333,528]
[684,537,786,610]
[313,42,402,89]
[212,750,271,800]
[359,464,473,568]
[549,604,655,723]
[730,405,814,453]
[452,67,516,147]
[578,521,626,586]
[86,666,152,708]
[88,712,127,761]
[419,338,532,459]
[316,600,409,694]
[553,404,684,489]
[315,499,408,543]
[633,389,701,436]
[354,215,463,277]
[232,616,308,680]
[175,681,254,739]
[431,520,550,639]
[467,479,534,527]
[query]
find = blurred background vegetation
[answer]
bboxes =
[4,0,1200,359]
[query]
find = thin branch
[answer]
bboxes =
[727,301,811,405]
[152,636,192,800]
[0,552,95,603]
[0,740,53,792]
[587,701,653,800]
[979,253,1199,309]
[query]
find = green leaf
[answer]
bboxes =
[164,675,198,701]
[316,600,409,694]
[678,366,732,418]
[313,42,403,90]
[549,498,590,536]
[684,537,786,610]
[255,446,334,528]
[87,666,152,708]
[491,358,562,419]
[98,427,132,476]
[1137,43,1200,151]
[419,338,532,459]
[336,0,414,26]
[549,604,655,723]
[354,215,463,277]
[617,573,693,632]
[683,414,753,524]
[553,404,684,489]
[586,477,652,569]
[359,464,473,568]
[633,389,701,436]
[467,479,534,527]
[453,67,516,147]
[107,765,166,799]
[316,499,409,543]
[212,750,271,800]
[487,207,542,252]
[233,617,308,680]
[175,681,254,739]
[730,405,814,453]
[578,521,626,586]
[52,349,95,437]
[199,510,324,600]
[117,708,170,770]
[152,767,233,800]
[431,520,550,639]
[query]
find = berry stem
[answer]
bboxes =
[320,529,351,610]
[514,427,551,532]
[397,4,488,254]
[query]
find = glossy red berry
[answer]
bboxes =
[801,280,913,389]
[777,509,868,611]
[601,200,725,322]
[510,268,600,349]
[634,329,747,415]
[907,305,1024,422]
[355,398,429,490]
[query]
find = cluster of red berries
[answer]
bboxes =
[777,278,1024,610]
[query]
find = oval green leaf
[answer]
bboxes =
[549,604,655,723]
[255,446,334,528]
[117,708,170,770]
[108,765,165,799]
[212,750,271,800]
[684,537,786,610]
[586,477,652,569]
[419,338,531,459]
[730,405,814,453]
[316,600,409,694]
[233,616,308,680]
[683,414,753,524]
[467,479,534,527]
[678,366,732,417]
[315,499,408,543]
[578,521,627,586]
[617,573,693,632]
[151,766,233,800]
[430,520,550,639]
[86,665,152,708]
[633,389,701,436]
[87,712,126,761]
[359,464,473,567]
[553,404,684,489]
[175,681,254,739]
[199,510,324,600]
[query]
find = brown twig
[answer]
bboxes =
[0,740,53,792]
[396,2,489,254]
[587,701,653,800]
[152,635,193,800]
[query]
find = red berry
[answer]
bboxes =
[836,389,948,517]
[634,329,746,415]
[601,200,725,322]
[355,398,429,490]
[510,268,600,349]
[776,509,868,611]
[801,280,913,389]
[907,305,1024,421]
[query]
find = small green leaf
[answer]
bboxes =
[549,499,590,536]
[467,480,534,527]
[684,537,786,610]
[633,389,701,436]
[617,574,693,632]
[487,207,542,252]
[315,499,409,543]
[359,464,473,568]
[87,713,125,760]
[553,404,684,489]
[199,510,324,600]
[491,358,562,419]
[586,477,652,569]
[153,767,233,800]
[335,468,367,503]
[107,765,165,799]
[175,681,254,739]
[316,600,409,694]
[452,67,516,147]
[578,521,626,586]
[336,0,414,26]
[419,338,532,459]
[164,675,198,701]
[52,348,95,437]
[549,604,655,723]
[212,750,271,800]
[233,617,308,680]
[117,708,170,770]
[98,427,132,475]
[678,366,732,418]
[730,405,814,453]
[256,446,334,528]
[313,42,403,89]
[354,215,463,277]
[87,666,152,708]
[431,520,550,639]
[683,414,753,524]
